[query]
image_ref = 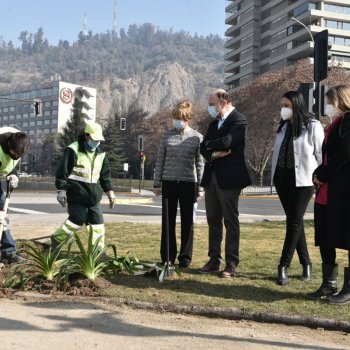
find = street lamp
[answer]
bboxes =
[290,16,314,44]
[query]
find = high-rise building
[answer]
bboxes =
[225,0,350,90]
[0,81,96,147]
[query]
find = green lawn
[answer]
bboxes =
[101,221,350,322]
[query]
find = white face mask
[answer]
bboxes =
[173,119,186,130]
[280,107,293,121]
[324,104,339,119]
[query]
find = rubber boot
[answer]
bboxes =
[328,267,350,305]
[276,265,288,285]
[306,263,338,300]
[301,264,312,281]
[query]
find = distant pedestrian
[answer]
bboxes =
[198,89,251,278]
[153,101,204,268]
[271,90,324,285]
[307,85,350,304]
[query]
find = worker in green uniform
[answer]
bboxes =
[51,122,115,249]
[0,127,30,263]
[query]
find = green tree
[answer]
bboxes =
[103,114,127,178]
[57,99,86,151]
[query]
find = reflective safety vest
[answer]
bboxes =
[0,145,19,176]
[67,142,106,184]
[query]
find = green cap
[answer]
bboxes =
[85,122,105,141]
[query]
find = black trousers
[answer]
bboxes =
[160,180,196,265]
[204,172,241,267]
[274,167,314,267]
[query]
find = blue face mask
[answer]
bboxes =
[173,119,186,130]
[85,140,100,152]
[208,105,218,118]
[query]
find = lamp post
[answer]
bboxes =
[290,16,314,44]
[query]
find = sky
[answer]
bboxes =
[0,0,226,47]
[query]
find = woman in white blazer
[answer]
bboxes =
[271,90,324,285]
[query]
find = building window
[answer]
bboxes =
[9,107,15,112]
[44,110,51,117]
[44,119,50,125]
[3,115,8,121]
[37,120,42,126]
[44,101,51,108]
[30,121,35,126]
[52,119,58,125]
[3,107,8,113]
[23,122,28,127]
[9,115,15,120]
[52,110,58,116]
[29,130,35,135]
[52,100,58,107]
[23,113,29,119]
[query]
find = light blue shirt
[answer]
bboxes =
[218,106,235,129]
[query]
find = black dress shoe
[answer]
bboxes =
[198,260,220,273]
[276,265,288,285]
[178,260,191,269]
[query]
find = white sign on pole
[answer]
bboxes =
[123,163,129,172]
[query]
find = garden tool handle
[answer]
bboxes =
[0,180,13,244]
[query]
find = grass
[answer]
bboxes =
[101,220,350,322]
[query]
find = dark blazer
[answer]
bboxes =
[314,113,350,250]
[200,108,251,189]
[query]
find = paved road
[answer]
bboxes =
[7,191,315,225]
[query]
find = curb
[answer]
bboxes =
[13,292,350,333]
[102,197,154,205]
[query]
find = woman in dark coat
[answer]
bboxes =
[307,84,350,305]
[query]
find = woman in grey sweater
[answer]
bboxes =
[154,101,204,268]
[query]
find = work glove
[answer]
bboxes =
[7,174,19,189]
[57,190,67,207]
[106,190,115,209]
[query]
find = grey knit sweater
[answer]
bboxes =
[154,127,204,191]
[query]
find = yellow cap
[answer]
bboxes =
[84,122,105,141]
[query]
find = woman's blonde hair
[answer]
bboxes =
[172,101,193,121]
[326,84,350,114]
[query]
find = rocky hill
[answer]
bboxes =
[0,24,225,117]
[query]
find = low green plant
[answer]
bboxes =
[68,229,115,280]
[21,239,69,281]
[2,265,33,289]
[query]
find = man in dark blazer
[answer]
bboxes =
[198,89,251,277]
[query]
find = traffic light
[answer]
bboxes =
[74,87,96,120]
[137,135,144,152]
[33,99,42,116]
[120,117,126,130]
[314,30,332,82]
[312,84,325,118]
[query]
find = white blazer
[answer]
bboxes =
[271,119,324,187]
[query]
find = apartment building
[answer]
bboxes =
[225,0,350,90]
[0,81,96,147]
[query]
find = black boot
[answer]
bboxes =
[301,264,312,281]
[306,263,338,300]
[328,267,350,305]
[276,265,288,285]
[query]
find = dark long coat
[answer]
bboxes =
[314,112,350,250]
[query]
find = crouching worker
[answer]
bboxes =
[51,122,115,250]
[0,127,30,263]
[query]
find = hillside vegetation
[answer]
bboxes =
[0,24,225,115]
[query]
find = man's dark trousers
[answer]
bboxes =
[205,173,241,267]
